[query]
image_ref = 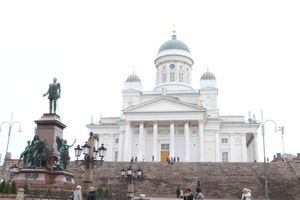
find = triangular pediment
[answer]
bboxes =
[123,96,205,113]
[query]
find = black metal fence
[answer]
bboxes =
[24,190,73,200]
[23,191,127,200]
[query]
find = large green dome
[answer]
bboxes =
[158,34,190,53]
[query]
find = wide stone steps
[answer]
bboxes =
[68,161,300,200]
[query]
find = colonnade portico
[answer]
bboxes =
[120,120,205,162]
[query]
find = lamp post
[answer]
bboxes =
[253,111,279,200]
[74,132,107,195]
[121,166,144,200]
[278,126,286,163]
[0,113,22,161]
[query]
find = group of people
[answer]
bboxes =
[176,186,253,200]
[167,156,180,164]
[71,185,97,200]
[176,186,205,200]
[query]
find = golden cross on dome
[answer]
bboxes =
[173,24,176,35]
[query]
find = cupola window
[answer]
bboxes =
[170,72,175,82]
[179,72,183,82]
[162,72,166,82]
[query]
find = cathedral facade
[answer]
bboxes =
[87,32,259,162]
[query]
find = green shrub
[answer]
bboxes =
[23,181,29,194]
[47,189,52,197]
[3,182,11,194]
[97,187,104,198]
[104,189,109,198]
[0,180,6,193]
[32,188,40,196]
[11,181,17,194]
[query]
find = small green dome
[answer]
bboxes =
[201,71,216,80]
[126,74,141,82]
[158,34,190,53]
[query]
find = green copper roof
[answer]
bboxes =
[201,71,216,80]
[126,74,141,82]
[158,34,190,53]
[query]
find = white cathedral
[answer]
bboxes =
[87,31,259,163]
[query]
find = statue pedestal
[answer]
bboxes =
[14,168,75,191]
[35,113,66,155]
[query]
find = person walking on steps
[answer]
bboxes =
[241,188,253,200]
[176,186,180,198]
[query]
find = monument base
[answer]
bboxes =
[14,168,76,191]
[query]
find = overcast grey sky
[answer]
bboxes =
[0,0,299,164]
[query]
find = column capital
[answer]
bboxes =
[198,120,204,124]
[184,121,190,127]
[139,121,144,126]
[241,132,247,136]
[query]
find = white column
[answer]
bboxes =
[198,121,204,162]
[229,134,235,162]
[152,122,158,161]
[170,122,175,158]
[128,125,133,159]
[138,122,144,161]
[254,132,258,161]
[123,121,131,161]
[241,133,248,162]
[184,121,190,162]
[215,131,220,162]
[118,131,123,161]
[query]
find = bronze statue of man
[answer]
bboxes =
[43,77,61,114]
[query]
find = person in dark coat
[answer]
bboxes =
[87,186,97,200]
[176,186,180,198]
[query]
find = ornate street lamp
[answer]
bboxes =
[0,113,21,180]
[74,132,107,194]
[0,113,22,161]
[136,167,143,180]
[121,167,126,179]
[98,143,107,161]
[82,142,90,155]
[74,145,83,158]
[127,166,133,178]
[74,133,107,169]
[121,165,144,200]
[277,126,286,163]
[251,110,281,200]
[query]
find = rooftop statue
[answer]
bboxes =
[43,77,61,114]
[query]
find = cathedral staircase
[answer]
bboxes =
[69,161,300,200]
